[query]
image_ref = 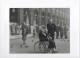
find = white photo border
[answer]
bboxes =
[0,1,79,58]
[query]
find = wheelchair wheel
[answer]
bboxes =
[34,41,46,53]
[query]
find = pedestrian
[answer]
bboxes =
[32,26,36,38]
[19,25,22,35]
[36,25,39,34]
[56,25,60,39]
[10,25,12,35]
[12,24,15,35]
[17,24,20,35]
[21,22,29,47]
[64,27,68,39]
[19,25,21,35]
[47,19,57,53]
[15,24,18,35]
[60,26,64,38]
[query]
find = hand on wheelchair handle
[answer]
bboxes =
[47,36,52,40]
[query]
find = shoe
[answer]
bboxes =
[53,48,57,53]
[53,48,57,51]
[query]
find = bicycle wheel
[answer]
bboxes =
[34,41,46,53]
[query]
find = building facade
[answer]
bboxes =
[10,8,70,38]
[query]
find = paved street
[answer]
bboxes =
[10,35,70,54]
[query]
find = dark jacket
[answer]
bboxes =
[47,23,56,34]
[22,24,28,36]
[39,30,48,41]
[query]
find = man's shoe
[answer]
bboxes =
[53,48,57,53]
[54,48,57,51]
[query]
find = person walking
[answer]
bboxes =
[32,26,36,38]
[17,24,20,35]
[21,22,29,47]
[15,24,18,35]
[56,25,60,39]
[60,26,64,38]
[10,25,12,35]
[64,26,68,39]
[12,24,15,35]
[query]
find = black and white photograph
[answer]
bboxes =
[0,0,79,58]
[9,8,70,53]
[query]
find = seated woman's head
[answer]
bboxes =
[39,25,47,33]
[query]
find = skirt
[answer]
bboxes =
[48,40,56,49]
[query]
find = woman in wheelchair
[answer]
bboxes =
[39,25,57,53]
[39,29,48,42]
